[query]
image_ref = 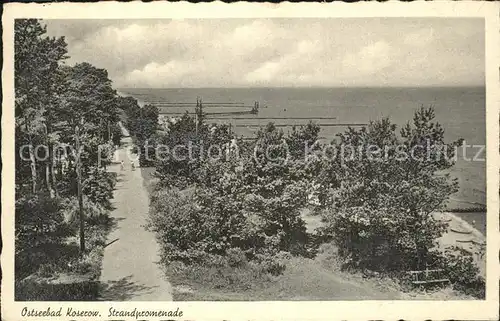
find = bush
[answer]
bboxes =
[149,120,325,280]
[15,193,73,278]
[16,190,113,290]
[60,196,110,231]
[144,107,483,300]
[315,242,350,272]
[147,182,296,278]
[154,115,230,188]
[321,205,449,272]
[147,187,250,263]
[436,247,485,298]
[82,168,116,209]
[111,123,123,146]
[254,251,291,276]
[226,248,248,268]
[319,107,460,272]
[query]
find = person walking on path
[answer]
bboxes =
[120,160,125,171]
[100,135,173,301]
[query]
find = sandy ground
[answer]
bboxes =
[302,208,486,277]
[435,212,486,277]
[98,127,173,301]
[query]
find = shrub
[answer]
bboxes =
[226,248,248,268]
[15,193,70,248]
[15,193,73,278]
[60,196,110,231]
[71,248,104,279]
[147,182,296,278]
[147,187,251,263]
[315,242,346,271]
[149,120,324,277]
[436,247,485,298]
[15,191,112,283]
[111,123,123,146]
[155,116,232,188]
[319,107,460,272]
[82,168,116,209]
[254,251,291,276]
[228,123,314,254]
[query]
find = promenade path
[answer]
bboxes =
[99,123,173,301]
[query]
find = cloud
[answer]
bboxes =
[122,60,202,87]
[224,20,279,53]
[342,41,393,75]
[52,19,207,81]
[404,28,435,46]
[44,18,484,87]
[245,40,323,85]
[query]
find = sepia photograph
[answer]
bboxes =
[2,2,499,320]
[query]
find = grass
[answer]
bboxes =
[141,167,477,301]
[15,209,114,301]
[166,256,400,301]
[140,166,157,195]
[15,275,99,301]
[165,244,474,301]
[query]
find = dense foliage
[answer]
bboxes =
[15,193,71,278]
[148,121,320,271]
[120,98,159,166]
[14,19,121,297]
[147,105,484,298]
[318,108,461,272]
[15,20,120,199]
[154,115,232,188]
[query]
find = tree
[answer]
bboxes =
[117,95,141,134]
[15,19,68,195]
[58,63,120,252]
[150,115,326,265]
[58,63,120,172]
[286,122,321,159]
[14,19,125,283]
[319,106,461,271]
[154,113,207,187]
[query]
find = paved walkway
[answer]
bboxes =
[99,128,173,301]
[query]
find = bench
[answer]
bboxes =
[406,269,450,286]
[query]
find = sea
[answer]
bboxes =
[118,87,486,218]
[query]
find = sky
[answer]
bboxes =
[44,18,485,88]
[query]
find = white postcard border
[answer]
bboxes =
[2,2,499,320]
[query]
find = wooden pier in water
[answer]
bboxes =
[154,97,368,134]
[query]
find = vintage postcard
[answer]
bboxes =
[2,1,499,320]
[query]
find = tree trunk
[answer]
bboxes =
[44,123,50,195]
[76,123,85,254]
[25,118,38,194]
[50,146,59,198]
[45,162,51,193]
[58,157,64,180]
[44,107,59,198]
[29,144,37,194]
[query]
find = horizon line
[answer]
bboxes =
[117,85,485,90]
